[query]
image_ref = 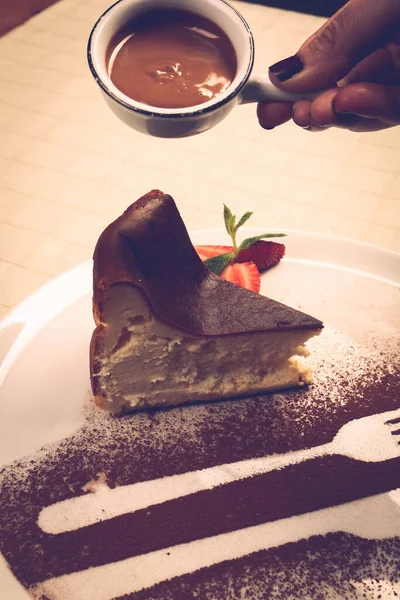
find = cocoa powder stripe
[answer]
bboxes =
[117,533,400,600]
[1,349,399,594]
[4,454,400,586]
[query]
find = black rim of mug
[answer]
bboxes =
[87,0,255,119]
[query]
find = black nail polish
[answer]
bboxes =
[269,54,304,82]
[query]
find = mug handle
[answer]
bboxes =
[239,73,320,104]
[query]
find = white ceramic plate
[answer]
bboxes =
[0,229,399,600]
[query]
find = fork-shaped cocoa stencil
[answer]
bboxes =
[39,408,400,534]
[32,488,400,600]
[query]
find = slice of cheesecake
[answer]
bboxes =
[90,190,322,414]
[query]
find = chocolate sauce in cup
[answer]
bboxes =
[107,9,237,109]
[87,0,317,138]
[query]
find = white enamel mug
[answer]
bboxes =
[87,0,315,138]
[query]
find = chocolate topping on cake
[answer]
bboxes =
[93,190,323,337]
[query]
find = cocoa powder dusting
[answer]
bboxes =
[119,534,400,600]
[0,329,399,599]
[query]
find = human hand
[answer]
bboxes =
[257,0,400,132]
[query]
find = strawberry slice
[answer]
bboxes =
[220,261,260,293]
[237,241,285,272]
[195,245,233,261]
[197,205,286,293]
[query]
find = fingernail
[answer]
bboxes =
[269,54,304,82]
[334,108,350,115]
[332,96,349,115]
[310,117,330,129]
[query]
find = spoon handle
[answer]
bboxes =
[239,73,320,104]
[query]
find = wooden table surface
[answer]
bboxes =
[0,0,399,321]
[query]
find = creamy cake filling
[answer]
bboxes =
[92,284,316,412]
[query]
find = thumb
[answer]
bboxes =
[269,0,400,92]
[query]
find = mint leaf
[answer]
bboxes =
[235,211,253,232]
[223,205,234,235]
[239,233,286,251]
[204,252,235,275]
